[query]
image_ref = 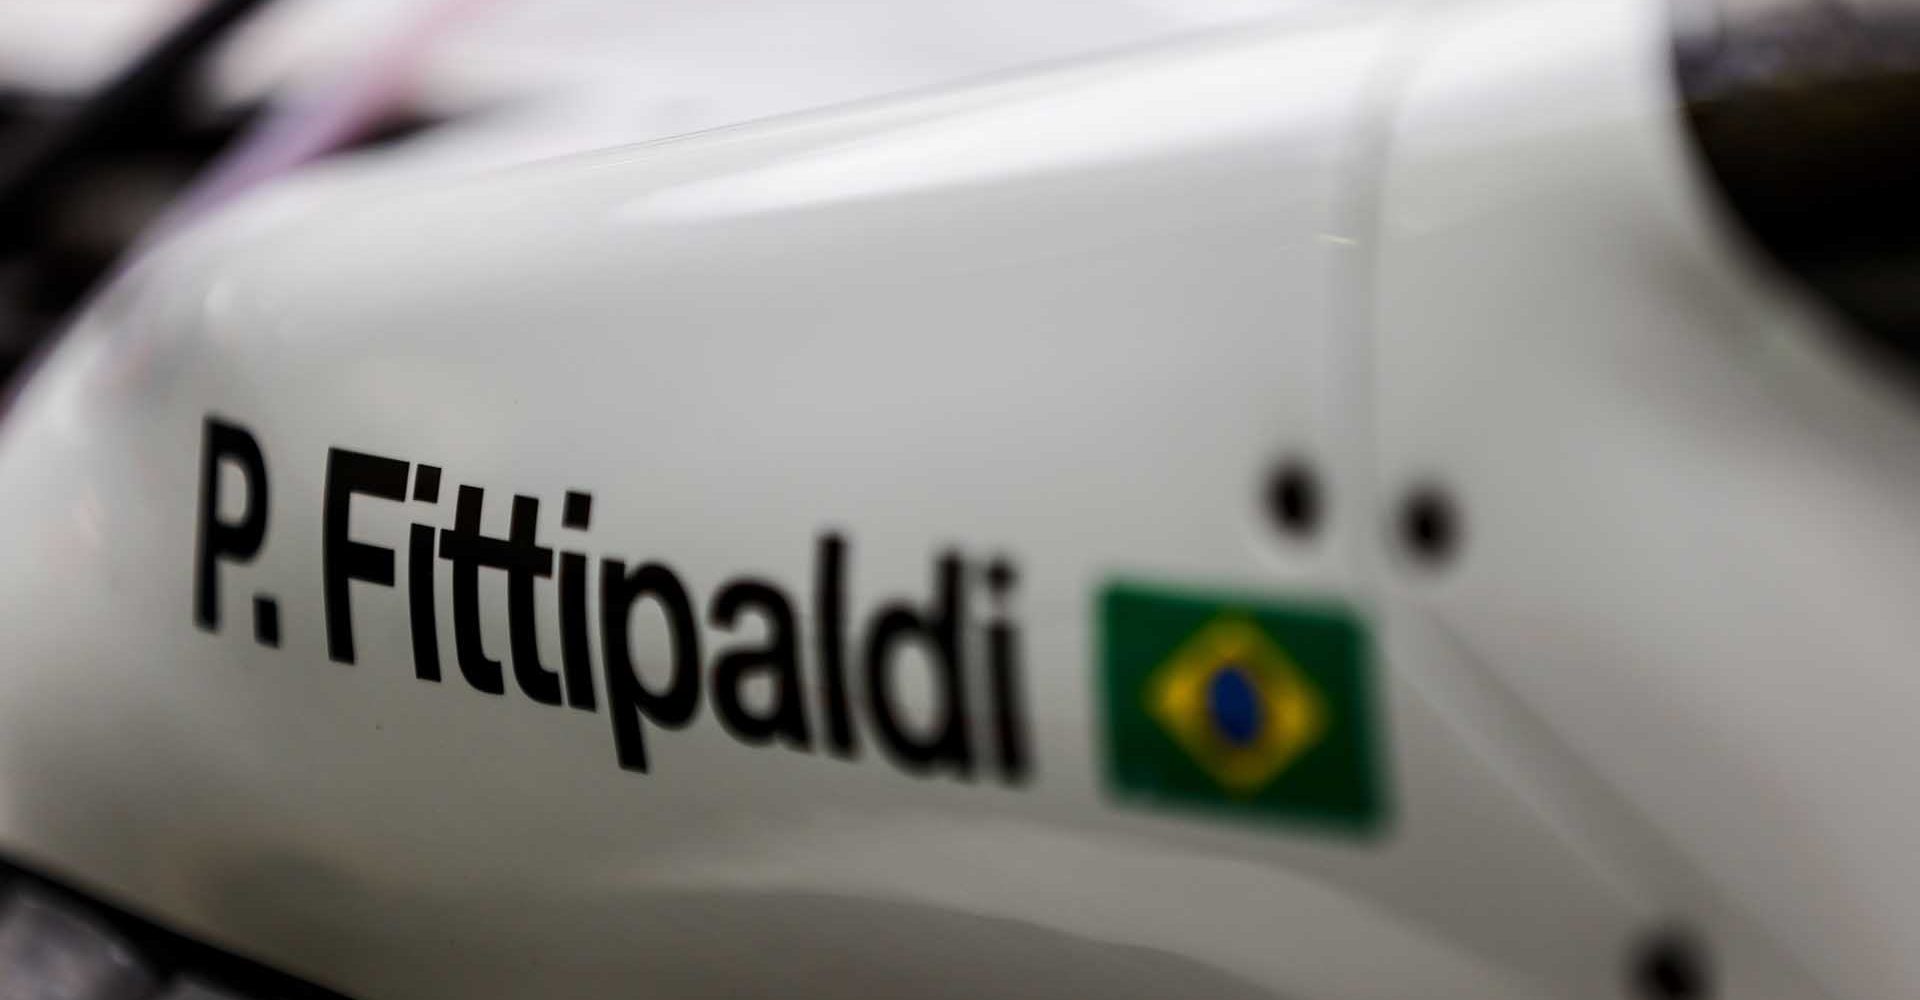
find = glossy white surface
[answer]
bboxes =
[1375,0,1916,997]
[0,0,1886,997]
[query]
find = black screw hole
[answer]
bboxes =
[1264,458,1322,539]
[1632,928,1712,1000]
[1399,484,1460,567]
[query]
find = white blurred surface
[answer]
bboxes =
[0,0,1340,121]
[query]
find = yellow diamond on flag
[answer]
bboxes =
[1146,615,1327,797]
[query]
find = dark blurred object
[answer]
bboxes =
[0,88,260,379]
[0,889,157,1000]
[1676,0,1920,369]
[0,0,273,382]
[0,0,447,387]
[0,0,274,242]
[0,858,350,1000]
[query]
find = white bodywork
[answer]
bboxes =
[0,0,1905,997]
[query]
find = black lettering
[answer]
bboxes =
[985,559,1030,783]
[409,465,443,681]
[409,524,441,682]
[322,448,408,663]
[815,533,858,757]
[194,417,269,631]
[436,485,510,694]
[560,491,596,711]
[600,560,701,772]
[863,553,972,778]
[253,595,280,647]
[560,553,596,710]
[412,464,441,503]
[504,495,560,705]
[710,579,809,749]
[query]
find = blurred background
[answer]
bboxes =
[0,0,1307,385]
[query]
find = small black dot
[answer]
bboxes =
[412,464,441,503]
[1632,928,1712,1000]
[1399,484,1460,567]
[563,491,593,529]
[1264,458,1322,538]
[253,595,280,648]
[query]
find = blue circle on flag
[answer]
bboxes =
[1207,665,1262,746]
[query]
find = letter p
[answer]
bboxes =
[195,417,269,631]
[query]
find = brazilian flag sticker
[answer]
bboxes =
[1099,581,1387,837]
